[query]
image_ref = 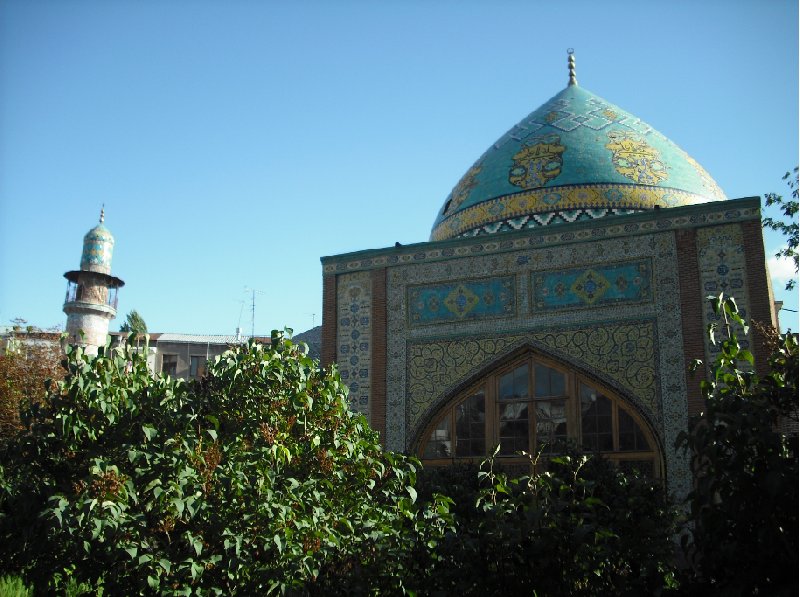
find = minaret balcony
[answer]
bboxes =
[64,280,119,312]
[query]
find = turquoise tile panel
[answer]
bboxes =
[532,260,652,311]
[408,276,515,326]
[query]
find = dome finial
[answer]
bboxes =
[567,48,577,86]
[99,204,105,224]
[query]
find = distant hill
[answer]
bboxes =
[292,326,321,361]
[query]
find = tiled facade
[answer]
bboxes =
[322,197,776,500]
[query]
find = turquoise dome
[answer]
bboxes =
[431,83,726,241]
[80,211,115,274]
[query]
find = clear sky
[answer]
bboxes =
[1,0,798,335]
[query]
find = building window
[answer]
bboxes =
[418,353,659,476]
[189,355,206,379]
[162,354,178,377]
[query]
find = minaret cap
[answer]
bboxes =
[79,208,115,275]
[567,48,577,86]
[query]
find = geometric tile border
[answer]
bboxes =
[336,271,372,417]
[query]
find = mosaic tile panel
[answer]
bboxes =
[532,260,652,312]
[407,321,658,436]
[696,224,752,362]
[336,271,372,417]
[323,200,759,274]
[383,230,692,499]
[408,276,515,327]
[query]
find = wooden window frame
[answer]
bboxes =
[418,352,661,478]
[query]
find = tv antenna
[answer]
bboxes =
[244,286,266,338]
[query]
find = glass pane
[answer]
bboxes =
[499,402,529,455]
[423,416,452,459]
[535,398,567,453]
[535,364,565,398]
[581,384,613,452]
[455,390,485,457]
[618,408,649,451]
[499,364,529,401]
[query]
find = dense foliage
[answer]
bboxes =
[677,296,798,595]
[0,333,450,595]
[420,450,678,596]
[12,309,795,595]
[0,328,64,443]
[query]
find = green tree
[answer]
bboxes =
[678,295,798,595]
[763,167,799,290]
[0,332,450,594]
[0,324,63,443]
[118,309,147,335]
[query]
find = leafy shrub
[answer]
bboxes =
[678,297,798,595]
[0,575,32,597]
[422,448,679,596]
[0,333,450,595]
[0,330,64,443]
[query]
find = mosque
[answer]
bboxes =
[59,54,778,499]
[319,53,778,498]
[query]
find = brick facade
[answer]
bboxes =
[321,274,337,368]
[675,228,706,416]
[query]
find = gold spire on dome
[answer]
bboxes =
[99,205,105,224]
[567,48,577,86]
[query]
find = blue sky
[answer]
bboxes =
[1,0,798,334]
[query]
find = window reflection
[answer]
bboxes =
[420,356,658,478]
[456,391,485,457]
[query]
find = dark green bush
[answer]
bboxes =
[677,297,798,596]
[421,449,679,596]
[0,333,451,595]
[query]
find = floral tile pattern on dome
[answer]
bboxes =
[336,271,372,416]
[430,83,727,241]
[430,184,710,241]
[408,276,515,327]
[508,134,566,189]
[605,131,667,185]
[532,260,652,311]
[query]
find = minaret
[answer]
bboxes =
[63,208,125,354]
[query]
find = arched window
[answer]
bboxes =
[418,353,660,477]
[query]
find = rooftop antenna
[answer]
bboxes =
[244,286,265,338]
[235,299,245,338]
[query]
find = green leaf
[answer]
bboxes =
[172,497,185,516]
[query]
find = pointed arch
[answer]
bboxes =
[412,346,663,477]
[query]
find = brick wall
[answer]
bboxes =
[321,274,336,368]
[741,220,776,376]
[675,228,706,416]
